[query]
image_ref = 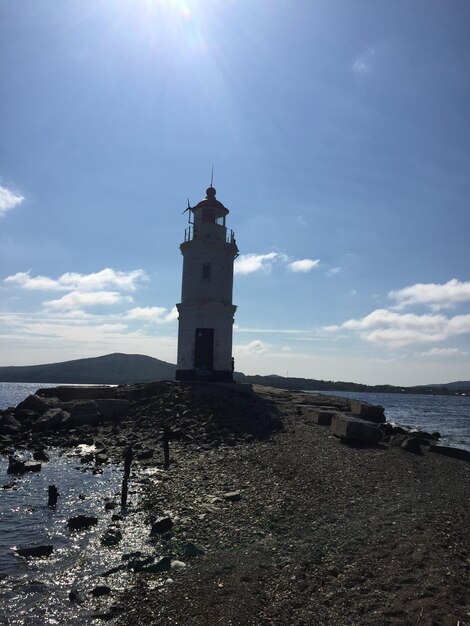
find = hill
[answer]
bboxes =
[0,353,176,385]
[0,353,468,393]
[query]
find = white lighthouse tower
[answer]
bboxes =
[176,185,238,382]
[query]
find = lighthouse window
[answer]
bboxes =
[202,263,211,281]
[202,209,215,224]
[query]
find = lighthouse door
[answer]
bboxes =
[194,328,214,373]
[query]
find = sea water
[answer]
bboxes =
[0,383,154,625]
[313,389,470,451]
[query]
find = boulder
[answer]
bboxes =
[304,410,336,426]
[330,413,383,446]
[0,414,22,435]
[17,545,53,558]
[429,445,470,463]
[68,515,98,531]
[38,386,117,401]
[32,408,70,431]
[101,528,122,547]
[349,400,385,424]
[7,456,26,475]
[15,394,60,415]
[150,516,173,535]
[182,542,205,559]
[63,400,101,426]
[140,557,172,573]
[401,436,423,455]
[33,449,50,462]
[91,586,111,597]
[95,399,129,420]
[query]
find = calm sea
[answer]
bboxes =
[313,389,470,451]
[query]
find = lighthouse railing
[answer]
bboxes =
[184,225,235,244]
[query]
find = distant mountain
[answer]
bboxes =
[0,353,468,394]
[0,353,176,385]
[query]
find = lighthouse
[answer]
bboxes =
[175,185,239,382]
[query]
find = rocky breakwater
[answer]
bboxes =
[0,381,285,463]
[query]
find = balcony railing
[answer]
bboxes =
[184,226,236,245]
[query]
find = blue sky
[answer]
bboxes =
[1,0,469,385]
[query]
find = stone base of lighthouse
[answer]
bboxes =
[175,301,236,383]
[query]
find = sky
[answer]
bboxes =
[1,0,470,386]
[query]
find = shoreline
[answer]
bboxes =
[1,382,469,625]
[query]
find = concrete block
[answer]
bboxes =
[330,413,383,445]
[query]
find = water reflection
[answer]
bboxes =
[0,450,155,625]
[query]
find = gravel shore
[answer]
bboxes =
[114,385,469,626]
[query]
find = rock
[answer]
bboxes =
[127,555,155,571]
[24,462,42,472]
[429,445,470,463]
[33,449,50,462]
[69,589,83,604]
[0,414,22,434]
[223,491,242,502]
[401,436,423,455]
[7,456,26,475]
[17,544,53,558]
[111,514,123,522]
[104,501,116,510]
[150,516,173,535]
[63,400,101,426]
[304,410,336,426]
[136,449,153,460]
[349,400,385,424]
[15,394,60,415]
[182,542,205,558]
[38,386,117,401]
[91,585,111,597]
[170,560,187,571]
[432,431,441,439]
[101,528,122,546]
[32,408,70,431]
[140,557,172,573]
[95,399,129,420]
[330,414,383,446]
[67,515,98,531]
[95,453,109,465]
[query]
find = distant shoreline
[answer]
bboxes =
[0,352,469,396]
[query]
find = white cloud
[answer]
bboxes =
[288,258,320,273]
[234,340,270,355]
[0,185,24,216]
[326,266,342,277]
[352,48,376,74]
[126,306,178,323]
[5,268,147,292]
[44,291,132,310]
[234,253,284,275]
[389,279,470,310]
[331,307,470,347]
[416,347,468,358]
[235,253,320,275]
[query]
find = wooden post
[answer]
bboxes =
[121,446,133,508]
[163,426,170,470]
[48,485,58,507]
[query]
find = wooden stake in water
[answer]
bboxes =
[48,485,58,507]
